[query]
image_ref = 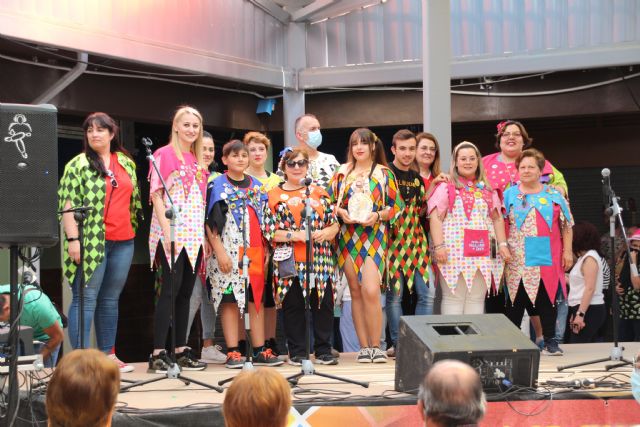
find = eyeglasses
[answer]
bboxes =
[501,132,522,138]
[106,170,118,188]
[285,159,309,168]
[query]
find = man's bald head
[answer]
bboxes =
[418,360,486,426]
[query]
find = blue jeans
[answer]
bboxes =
[68,239,134,352]
[386,272,434,347]
[554,286,568,344]
[33,341,60,368]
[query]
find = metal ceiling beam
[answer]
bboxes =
[291,0,379,22]
[299,44,640,89]
[0,12,295,89]
[248,0,291,24]
[290,0,334,22]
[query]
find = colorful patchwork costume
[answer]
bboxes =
[267,184,338,304]
[503,184,574,305]
[387,166,430,295]
[329,164,404,286]
[206,174,271,314]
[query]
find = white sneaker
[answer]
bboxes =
[200,345,227,364]
[108,353,134,373]
[357,347,372,363]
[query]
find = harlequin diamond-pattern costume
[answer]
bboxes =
[387,167,430,295]
[206,174,271,314]
[58,152,141,285]
[329,164,404,287]
[503,184,574,305]
[266,184,338,305]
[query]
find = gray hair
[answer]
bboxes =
[418,360,486,427]
[294,113,318,133]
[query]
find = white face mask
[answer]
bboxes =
[306,129,322,149]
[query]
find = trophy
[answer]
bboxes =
[348,177,373,223]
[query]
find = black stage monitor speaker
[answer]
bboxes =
[395,314,539,393]
[0,103,59,247]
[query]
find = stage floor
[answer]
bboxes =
[15,342,640,427]
[115,341,640,410]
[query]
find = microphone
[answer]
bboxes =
[58,206,93,215]
[602,168,612,207]
[299,177,313,186]
[141,137,154,147]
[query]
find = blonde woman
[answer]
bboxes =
[428,142,510,315]
[148,106,208,372]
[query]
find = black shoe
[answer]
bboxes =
[238,340,247,357]
[253,348,284,366]
[148,351,172,374]
[266,338,282,357]
[315,354,338,365]
[176,348,207,371]
[288,355,304,366]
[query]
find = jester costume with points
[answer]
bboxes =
[428,181,504,292]
[503,184,574,306]
[267,184,338,303]
[329,164,404,287]
[206,174,271,314]
[387,170,430,295]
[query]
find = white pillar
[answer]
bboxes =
[283,22,306,147]
[422,0,452,170]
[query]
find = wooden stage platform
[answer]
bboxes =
[115,342,640,407]
[15,342,640,426]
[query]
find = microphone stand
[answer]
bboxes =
[286,181,368,388]
[122,138,222,393]
[558,172,633,372]
[59,206,92,349]
[219,191,255,386]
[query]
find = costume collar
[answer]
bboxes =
[506,184,571,230]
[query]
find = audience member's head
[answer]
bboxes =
[46,349,120,427]
[417,360,486,427]
[223,368,291,427]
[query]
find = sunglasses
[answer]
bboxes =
[106,170,118,188]
[285,159,309,168]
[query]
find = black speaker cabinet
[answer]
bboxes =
[395,314,540,393]
[0,103,59,247]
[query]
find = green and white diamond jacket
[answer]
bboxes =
[58,152,142,285]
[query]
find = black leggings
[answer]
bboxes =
[506,281,557,342]
[568,304,606,343]
[154,244,202,349]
